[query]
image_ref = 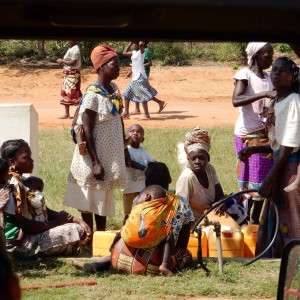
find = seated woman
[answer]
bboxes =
[176,127,243,227]
[1,139,91,258]
[72,161,195,275]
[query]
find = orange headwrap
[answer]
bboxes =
[90,45,118,71]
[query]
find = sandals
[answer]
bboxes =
[157,102,167,113]
[140,115,151,120]
[129,110,141,116]
[121,113,130,120]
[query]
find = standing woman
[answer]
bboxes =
[232,42,276,224]
[57,40,82,119]
[64,46,127,239]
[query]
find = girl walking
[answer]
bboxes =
[122,41,165,120]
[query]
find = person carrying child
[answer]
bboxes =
[121,41,166,120]
[1,139,91,258]
[122,124,154,223]
[71,162,195,275]
[238,57,300,257]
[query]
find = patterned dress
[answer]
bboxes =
[64,82,126,216]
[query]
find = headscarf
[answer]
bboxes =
[246,42,267,65]
[184,126,211,154]
[90,45,118,71]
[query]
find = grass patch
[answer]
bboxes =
[17,127,279,299]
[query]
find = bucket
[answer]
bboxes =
[241,224,259,258]
[188,231,208,258]
[208,228,244,258]
[93,230,118,256]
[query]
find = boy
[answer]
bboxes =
[122,124,154,222]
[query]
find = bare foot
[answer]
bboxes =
[159,264,173,276]
[58,115,70,119]
[284,179,300,192]
[71,260,97,274]
[157,101,167,113]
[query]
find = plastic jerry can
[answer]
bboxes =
[187,231,208,258]
[208,228,244,258]
[241,224,259,258]
[93,230,118,256]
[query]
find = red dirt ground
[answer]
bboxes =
[0,64,238,129]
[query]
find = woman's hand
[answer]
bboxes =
[57,58,63,65]
[238,146,253,162]
[265,90,277,99]
[259,177,273,198]
[73,217,92,237]
[93,162,105,181]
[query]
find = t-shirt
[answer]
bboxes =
[234,67,273,136]
[131,50,147,81]
[176,164,220,219]
[269,93,300,152]
[122,146,154,194]
[144,48,152,77]
[63,44,81,70]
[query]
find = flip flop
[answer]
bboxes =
[157,102,167,113]
[129,111,142,116]
[121,113,130,120]
[140,116,151,120]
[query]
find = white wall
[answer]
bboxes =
[0,103,38,176]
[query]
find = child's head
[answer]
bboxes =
[0,158,9,184]
[136,185,166,205]
[127,124,145,147]
[23,176,44,192]
[0,139,33,175]
[145,162,172,190]
[271,57,299,93]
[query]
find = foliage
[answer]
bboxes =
[0,40,251,66]
[274,43,292,53]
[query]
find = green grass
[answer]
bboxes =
[17,127,279,299]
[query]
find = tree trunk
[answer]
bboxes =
[37,40,45,58]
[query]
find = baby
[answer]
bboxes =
[123,185,175,276]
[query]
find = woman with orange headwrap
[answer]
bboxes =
[64,46,129,245]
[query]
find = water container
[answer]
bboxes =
[241,224,259,258]
[93,230,118,256]
[208,228,244,258]
[188,231,208,258]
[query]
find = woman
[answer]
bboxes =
[232,42,276,224]
[57,40,82,119]
[239,57,300,257]
[72,162,195,275]
[1,139,91,258]
[64,45,128,239]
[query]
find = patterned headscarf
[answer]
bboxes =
[246,42,267,65]
[184,126,211,154]
[90,45,118,71]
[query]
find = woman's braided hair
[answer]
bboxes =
[0,139,28,161]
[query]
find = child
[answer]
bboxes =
[129,41,167,116]
[122,41,160,120]
[122,124,154,223]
